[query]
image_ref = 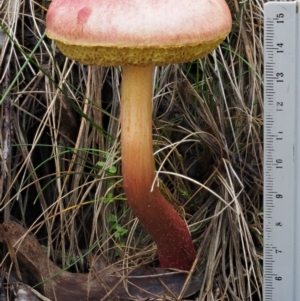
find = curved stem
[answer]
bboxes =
[121,65,196,270]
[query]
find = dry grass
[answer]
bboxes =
[0,0,264,300]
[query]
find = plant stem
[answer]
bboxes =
[121,65,196,270]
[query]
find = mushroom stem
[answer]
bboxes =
[121,65,196,270]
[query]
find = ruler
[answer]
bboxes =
[264,1,300,300]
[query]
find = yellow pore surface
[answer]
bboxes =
[55,36,227,66]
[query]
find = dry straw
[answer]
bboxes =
[0,0,263,300]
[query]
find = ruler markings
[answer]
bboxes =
[264,2,298,301]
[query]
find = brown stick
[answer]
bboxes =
[0,221,201,300]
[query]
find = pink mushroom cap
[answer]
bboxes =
[46,0,232,66]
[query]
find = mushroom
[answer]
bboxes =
[46,0,232,271]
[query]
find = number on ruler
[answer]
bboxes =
[276,13,284,23]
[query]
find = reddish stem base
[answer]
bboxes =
[121,66,196,270]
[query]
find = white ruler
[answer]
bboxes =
[264,1,300,300]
